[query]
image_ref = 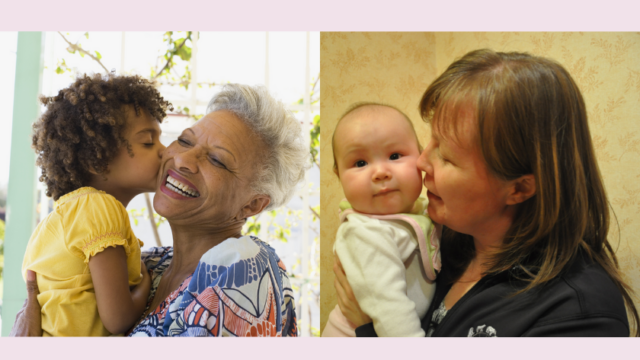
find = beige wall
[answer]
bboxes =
[320,32,640,332]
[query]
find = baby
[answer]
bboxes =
[322,103,440,337]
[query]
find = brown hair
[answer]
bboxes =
[32,73,173,201]
[332,102,421,175]
[420,49,638,335]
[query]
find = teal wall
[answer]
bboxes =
[1,32,43,336]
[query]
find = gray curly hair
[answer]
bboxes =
[207,84,310,210]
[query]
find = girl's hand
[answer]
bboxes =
[10,270,43,337]
[333,255,372,327]
[131,260,151,302]
[139,260,150,285]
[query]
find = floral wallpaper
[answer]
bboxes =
[320,32,640,333]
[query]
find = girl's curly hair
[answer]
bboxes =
[32,73,173,201]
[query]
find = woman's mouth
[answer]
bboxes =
[161,170,201,199]
[426,190,442,202]
[165,175,200,198]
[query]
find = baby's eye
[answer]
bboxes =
[143,143,155,147]
[355,160,367,168]
[389,153,401,160]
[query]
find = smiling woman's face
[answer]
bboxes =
[153,110,268,227]
[416,106,513,239]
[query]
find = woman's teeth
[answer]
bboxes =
[166,175,200,198]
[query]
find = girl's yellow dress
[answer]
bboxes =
[22,187,143,336]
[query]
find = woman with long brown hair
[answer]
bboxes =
[334,49,638,336]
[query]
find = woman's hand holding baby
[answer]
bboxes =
[333,255,371,327]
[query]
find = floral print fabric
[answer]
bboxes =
[129,236,297,337]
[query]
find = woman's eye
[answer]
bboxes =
[390,153,401,160]
[177,138,190,146]
[355,160,367,168]
[438,153,449,163]
[210,157,228,169]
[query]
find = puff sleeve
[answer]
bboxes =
[62,191,137,264]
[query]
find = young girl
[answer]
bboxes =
[322,103,440,337]
[22,73,172,336]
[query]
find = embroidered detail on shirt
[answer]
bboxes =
[467,324,497,337]
[426,301,448,337]
[56,188,104,208]
[82,231,125,252]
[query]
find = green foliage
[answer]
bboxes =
[243,210,293,244]
[245,219,261,236]
[152,32,194,90]
[310,327,320,337]
[310,114,320,165]
[293,77,321,168]
[311,205,320,221]
[0,219,5,248]
[0,186,6,208]
[0,219,5,278]
[56,58,71,75]
[128,208,167,228]
[174,105,203,122]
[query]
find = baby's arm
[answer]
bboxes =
[89,246,150,335]
[335,216,425,337]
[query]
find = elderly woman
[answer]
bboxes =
[13,84,308,337]
[334,49,639,337]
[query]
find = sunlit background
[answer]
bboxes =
[0,31,320,336]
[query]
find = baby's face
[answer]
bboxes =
[334,106,423,215]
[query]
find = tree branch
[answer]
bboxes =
[311,72,320,94]
[153,34,191,81]
[309,205,320,220]
[57,32,109,73]
[299,195,320,220]
[144,193,163,247]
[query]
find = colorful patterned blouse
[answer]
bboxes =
[128,236,298,337]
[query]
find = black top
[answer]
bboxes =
[355,251,629,337]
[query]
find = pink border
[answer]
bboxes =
[2,1,639,358]
[1,0,639,30]
[1,337,639,358]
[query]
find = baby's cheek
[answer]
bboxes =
[410,171,425,194]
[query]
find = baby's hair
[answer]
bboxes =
[332,102,422,176]
[32,73,173,201]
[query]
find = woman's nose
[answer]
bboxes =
[173,147,199,173]
[417,143,434,176]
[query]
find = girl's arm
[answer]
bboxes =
[89,246,151,335]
